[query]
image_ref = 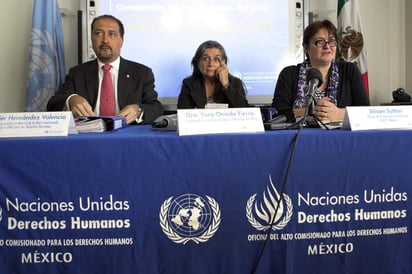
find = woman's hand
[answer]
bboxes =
[216,58,229,88]
[315,97,345,122]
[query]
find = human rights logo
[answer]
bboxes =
[246,175,293,231]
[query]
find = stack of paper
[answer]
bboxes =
[75,116,126,133]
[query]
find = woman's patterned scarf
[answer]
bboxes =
[294,59,339,108]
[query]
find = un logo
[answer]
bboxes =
[159,194,221,244]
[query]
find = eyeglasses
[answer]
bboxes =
[201,56,222,64]
[313,38,337,48]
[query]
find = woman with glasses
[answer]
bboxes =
[271,20,370,122]
[177,40,250,109]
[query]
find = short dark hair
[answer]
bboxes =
[191,40,228,76]
[91,14,125,38]
[302,19,337,46]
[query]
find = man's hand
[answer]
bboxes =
[118,104,142,124]
[69,95,95,117]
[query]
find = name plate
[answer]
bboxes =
[0,112,77,138]
[342,106,412,131]
[177,108,264,136]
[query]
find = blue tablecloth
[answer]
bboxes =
[0,126,411,274]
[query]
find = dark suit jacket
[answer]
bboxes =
[177,74,250,109]
[47,57,163,123]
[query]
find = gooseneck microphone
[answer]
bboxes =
[306,68,323,116]
[307,68,323,97]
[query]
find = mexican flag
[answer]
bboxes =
[337,0,369,97]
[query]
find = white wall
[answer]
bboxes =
[0,0,409,112]
[0,0,32,112]
[360,0,406,105]
[59,0,79,74]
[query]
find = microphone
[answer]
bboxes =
[306,68,323,115]
[264,108,297,130]
[267,108,295,124]
[277,108,295,122]
[151,114,178,131]
[307,68,323,97]
[268,115,287,124]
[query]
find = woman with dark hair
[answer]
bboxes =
[271,20,369,122]
[177,40,249,109]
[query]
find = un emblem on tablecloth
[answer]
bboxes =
[246,175,293,231]
[159,194,221,244]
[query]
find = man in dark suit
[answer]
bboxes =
[47,14,163,124]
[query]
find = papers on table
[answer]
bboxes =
[75,116,126,133]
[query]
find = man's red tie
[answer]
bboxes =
[99,63,115,116]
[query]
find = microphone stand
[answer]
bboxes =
[283,67,331,130]
[300,93,331,130]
